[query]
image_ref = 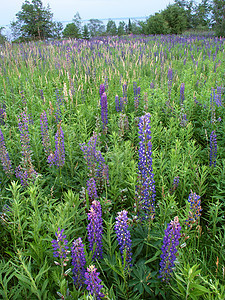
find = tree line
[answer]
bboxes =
[0,0,224,43]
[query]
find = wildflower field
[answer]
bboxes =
[0,34,225,299]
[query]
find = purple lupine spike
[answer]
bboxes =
[71,237,86,288]
[114,210,132,268]
[80,132,109,188]
[40,111,51,157]
[180,83,185,104]
[135,113,156,219]
[169,176,179,194]
[185,191,202,227]
[133,81,138,96]
[53,123,65,168]
[51,228,69,259]
[84,265,104,299]
[210,130,217,167]
[15,111,37,185]
[115,95,120,112]
[87,200,103,260]
[122,83,127,103]
[159,216,181,281]
[100,92,108,132]
[99,84,105,97]
[87,177,98,202]
[168,67,173,100]
[0,128,13,176]
[150,82,154,89]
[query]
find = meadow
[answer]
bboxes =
[0,34,224,299]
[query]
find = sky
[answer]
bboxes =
[1,0,176,28]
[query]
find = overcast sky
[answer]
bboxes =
[1,0,177,27]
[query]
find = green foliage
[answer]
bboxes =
[106,20,117,36]
[212,0,225,37]
[145,13,170,35]
[63,23,80,39]
[87,19,105,37]
[10,0,58,41]
[162,4,187,34]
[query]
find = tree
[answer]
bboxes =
[82,24,89,39]
[127,18,132,34]
[162,4,187,34]
[145,13,170,35]
[88,19,105,37]
[117,21,126,36]
[52,21,63,39]
[10,0,57,40]
[211,0,225,36]
[106,19,117,36]
[63,23,79,39]
[193,0,212,29]
[0,27,7,44]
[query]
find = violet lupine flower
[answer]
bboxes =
[168,67,173,100]
[0,128,13,176]
[159,216,181,281]
[99,84,105,97]
[87,200,103,260]
[210,130,217,167]
[114,210,132,268]
[100,92,108,131]
[54,123,65,167]
[48,123,65,167]
[84,265,104,299]
[185,191,202,227]
[150,82,154,89]
[51,228,69,259]
[87,177,98,202]
[71,237,86,288]
[40,111,51,157]
[169,176,179,194]
[15,111,37,185]
[135,113,156,219]
[122,83,128,103]
[80,132,109,186]
[180,83,185,104]
[115,95,124,112]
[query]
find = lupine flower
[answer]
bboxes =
[150,82,154,89]
[71,237,86,288]
[180,83,185,104]
[40,111,51,157]
[115,95,124,112]
[185,191,202,227]
[114,210,132,268]
[84,265,104,299]
[99,84,105,97]
[51,228,69,259]
[100,92,108,131]
[135,113,156,219]
[15,111,37,185]
[48,123,65,167]
[169,176,179,194]
[80,132,109,188]
[210,130,217,167]
[0,128,13,176]
[168,67,173,100]
[159,216,181,281]
[87,200,103,260]
[87,177,98,202]
[54,123,65,167]
[122,83,128,103]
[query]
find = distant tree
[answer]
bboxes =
[175,0,195,29]
[88,19,105,37]
[117,21,126,36]
[82,24,89,39]
[193,0,212,29]
[145,13,170,35]
[162,4,187,33]
[211,0,225,36]
[52,21,63,39]
[127,18,132,34]
[63,23,79,38]
[0,27,7,44]
[106,19,117,36]
[10,0,57,40]
[130,21,142,34]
